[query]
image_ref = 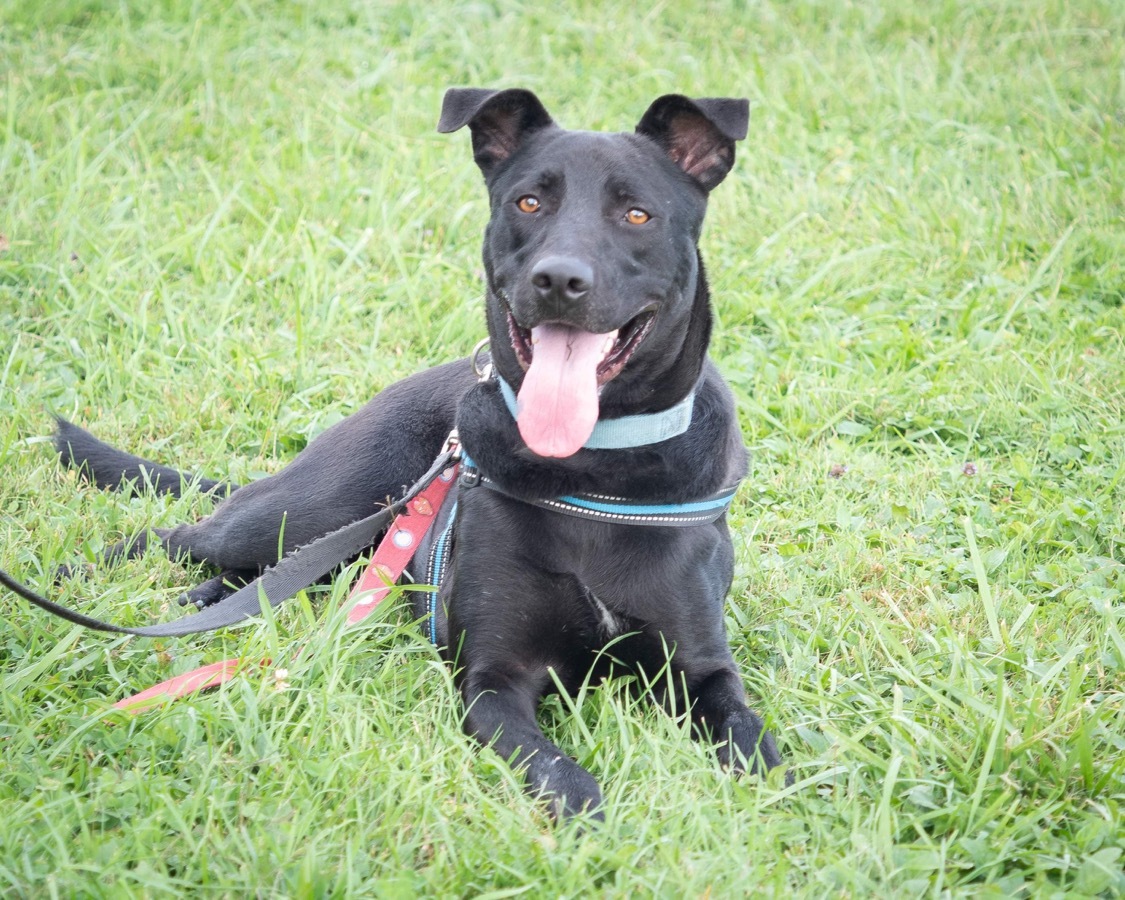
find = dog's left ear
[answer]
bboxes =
[437,87,555,177]
[635,95,749,192]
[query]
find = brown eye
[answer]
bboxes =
[517,195,541,213]
[625,208,650,225]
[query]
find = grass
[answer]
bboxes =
[2,0,1123,895]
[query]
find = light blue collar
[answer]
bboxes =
[495,374,695,450]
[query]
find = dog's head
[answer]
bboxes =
[439,88,748,458]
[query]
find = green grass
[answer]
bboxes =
[2,0,1123,895]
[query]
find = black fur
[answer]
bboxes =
[57,89,783,820]
[54,417,233,499]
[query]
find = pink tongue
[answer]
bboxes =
[516,323,616,457]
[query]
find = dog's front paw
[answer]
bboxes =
[716,710,784,777]
[177,570,249,609]
[530,754,604,822]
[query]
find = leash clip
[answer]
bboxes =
[442,429,462,461]
[471,338,492,383]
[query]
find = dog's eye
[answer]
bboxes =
[516,195,541,214]
[624,208,650,225]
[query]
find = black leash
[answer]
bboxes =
[0,445,460,638]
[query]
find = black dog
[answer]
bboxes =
[53,88,784,819]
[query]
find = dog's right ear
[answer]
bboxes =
[437,88,555,177]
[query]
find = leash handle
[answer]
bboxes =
[112,658,255,712]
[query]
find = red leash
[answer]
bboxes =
[113,461,460,713]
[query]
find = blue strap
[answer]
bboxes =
[555,492,736,517]
[424,501,457,646]
[459,453,737,528]
[495,374,695,450]
[511,485,737,527]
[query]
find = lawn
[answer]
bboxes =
[1,0,1123,895]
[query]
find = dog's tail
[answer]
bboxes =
[54,417,237,499]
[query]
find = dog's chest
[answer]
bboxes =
[582,587,627,639]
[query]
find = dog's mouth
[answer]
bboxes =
[500,304,657,458]
[506,307,656,385]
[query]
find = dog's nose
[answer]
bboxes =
[530,256,594,308]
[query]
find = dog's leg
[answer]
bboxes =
[462,668,604,820]
[444,526,605,820]
[602,527,785,778]
[689,667,783,775]
[57,360,475,579]
[637,648,783,777]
